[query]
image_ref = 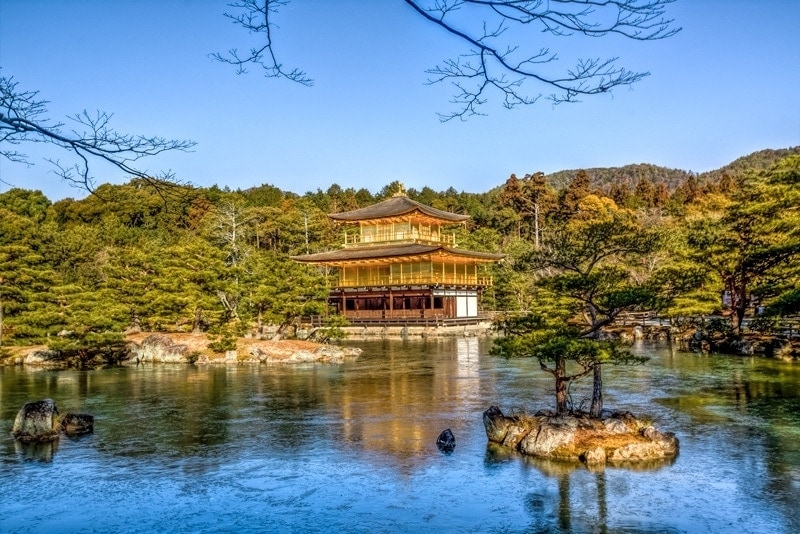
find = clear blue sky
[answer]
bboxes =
[1,0,798,201]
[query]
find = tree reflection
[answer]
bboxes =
[518,453,674,532]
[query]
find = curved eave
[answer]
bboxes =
[291,244,504,267]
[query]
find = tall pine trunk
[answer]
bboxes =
[589,363,603,418]
[555,355,569,415]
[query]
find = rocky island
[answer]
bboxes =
[483,405,679,467]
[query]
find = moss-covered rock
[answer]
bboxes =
[12,399,61,442]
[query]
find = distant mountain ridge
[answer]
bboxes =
[544,146,800,192]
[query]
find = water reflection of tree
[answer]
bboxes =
[656,351,800,528]
[486,443,673,532]
[14,439,59,462]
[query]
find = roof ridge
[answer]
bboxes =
[328,195,469,222]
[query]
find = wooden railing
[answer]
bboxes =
[343,231,456,247]
[335,274,493,288]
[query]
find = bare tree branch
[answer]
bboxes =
[214,1,679,121]
[0,75,196,193]
[407,0,680,120]
[211,0,313,86]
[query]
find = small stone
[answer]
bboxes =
[61,413,94,436]
[436,428,456,452]
[641,425,662,440]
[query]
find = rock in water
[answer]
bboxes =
[12,399,61,442]
[483,405,517,443]
[61,413,94,436]
[436,428,456,452]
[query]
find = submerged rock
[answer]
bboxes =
[12,399,61,442]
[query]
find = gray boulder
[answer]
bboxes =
[582,446,607,466]
[483,405,517,443]
[12,399,61,442]
[519,422,576,457]
[128,334,190,364]
[501,423,531,449]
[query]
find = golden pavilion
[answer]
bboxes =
[291,192,504,324]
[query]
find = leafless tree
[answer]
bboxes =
[0,75,196,192]
[211,0,313,85]
[213,0,679,121]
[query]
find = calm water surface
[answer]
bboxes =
[1,339,799,533]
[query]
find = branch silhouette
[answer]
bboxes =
[0,75,196,194]
[212,0,679,120]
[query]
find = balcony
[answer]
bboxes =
[343,229,456,248]
[333,273,493,288]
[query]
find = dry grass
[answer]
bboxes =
[572,428,649,451]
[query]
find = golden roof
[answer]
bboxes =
[291,243,504,266]
[328,195,470,224]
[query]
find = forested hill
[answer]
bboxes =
[546,163,692,193]
[544,146,800,192]
[697,146,800,183]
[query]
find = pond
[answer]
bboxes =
[1,339,799,533]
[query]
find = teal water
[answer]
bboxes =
[1,339,799,533]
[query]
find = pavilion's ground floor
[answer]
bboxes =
[329,286,486,324]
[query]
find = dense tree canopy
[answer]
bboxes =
[0,149,797,373]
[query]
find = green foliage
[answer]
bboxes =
[492,311,646,415]
[1,146,797,356]
[0,188,51,221]
[699,147,800,184]
[747,316,779,334]
[208,329,238,353]
[685,155,800,333]
[311,314,350,343]
[766,289,800,317]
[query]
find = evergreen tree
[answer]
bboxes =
[686,156,800,333]
[495,194,659,417]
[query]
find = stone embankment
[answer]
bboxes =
[336,322,494,339]
[1,333,361,368]
[125,333,361,365]
[603,322,799,360]
[483,406,679,467]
